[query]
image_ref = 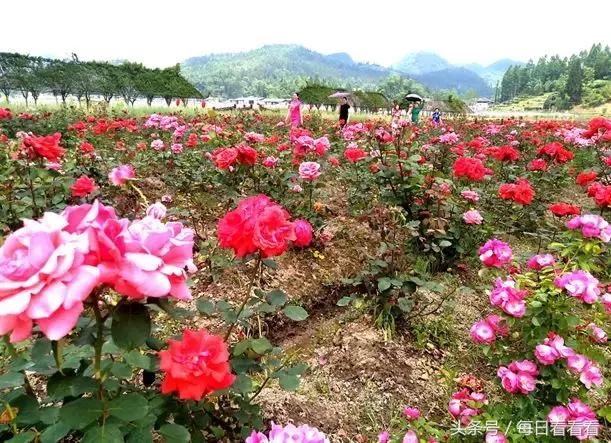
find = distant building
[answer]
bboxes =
[470,97,493,113]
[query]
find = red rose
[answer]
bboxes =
[537,142,574,163]
[344,146,367,163]
[592,184,611,208]
[499,179,534,205]
[549,202,581,217]
[217,195,296,258]
[528,159,548,171]
[576,171,598,187]
[491,145,520,162]
[159,329,235,401]
[212,147,239,170]
[71,175,97,198]
[452,157,490,182]
[237,144,257,165]
[22,133,65,162]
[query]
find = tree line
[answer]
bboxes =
[0,53,203,108]
[498,43,611,109]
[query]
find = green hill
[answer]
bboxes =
[181,45,407,98]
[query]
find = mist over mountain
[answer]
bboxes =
[181,45,518,98]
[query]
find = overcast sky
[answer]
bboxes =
[3,0,610,68]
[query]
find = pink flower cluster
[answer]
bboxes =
[587,322,607,343]
[461,190,480,202]
[535,334,602,389]
[0,201,195,343]
[470,314,508,344]
[244,132,265,143]
[526,253,555,270]
[144,114,180,130]
[497,360,538,394]
[448,388,487,425]
[566,214,611,242]
[439,131,459,144]
[246,423,329,443]
[554,270,600,304]
[479,239,513,268]
[489,277,528,317]
[547,399,600,441]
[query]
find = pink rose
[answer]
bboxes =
[298,161,321,181]
[485,432,507,443]
[402,431,418,443]
[463,209,483,225]
[146,202,167,220]
[108,164,135,186]
[402,407,421,420]
[0,212,100,342]
[293,219,313,248]
[479,239,512,268]
[262,156,279,168]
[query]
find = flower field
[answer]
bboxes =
[0,106,610,443]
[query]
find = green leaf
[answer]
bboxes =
[40,422,71,443]
[262,258,277,269]
[127,428,153,443]
[111,303,151,351]
[598,405,611,421]
[337,296,353,307]
[6,432,36,443]
[60,398,104,429]
[377,277,392,292]
[278,374,300,391]
[282,305,308,321]
[39,406,59,425]
[125,350,154,370]
[111,363,133,379]
[257,303,276,313]
[266,289,287,306]
[397,297,414,313]
[250,338,272,354]
[232,374,253,394]
[159,423,191,443]
[233,340,250,356]
[82,424,124,443]
[196,299,215,315]
[0,372,24,389]
[531,317,541,326]
[438,240,452,248]
[47,374,97,399]
[107,393,149,422]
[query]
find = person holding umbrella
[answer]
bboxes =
[405,94,424,124]
[339,96,350,127]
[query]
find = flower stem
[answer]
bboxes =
[92,295,105,383]
[224,255,262,342]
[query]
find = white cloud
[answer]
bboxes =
[2,0,610,68]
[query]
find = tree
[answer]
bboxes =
[565,56,583,104]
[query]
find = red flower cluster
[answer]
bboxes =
[490,145,520,162]
[211,145,257,169]
[498,179,535,205]
[159,329,235,401]
[218,195,313,257]
[528,159,548,171]
[549,202,580,217]
[344,146,367,163]
[582,116,611,140]
[589,183,611,208]
[576,171,598,187]
[536,142,574,163]
[22,132,65,162]
[0,108,12,120]
[452,157,491,182]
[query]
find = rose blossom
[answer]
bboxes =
[479,239,512,268]
[298,161,322,181]
[461,190,480,202]
[108,164,135,186]
[0,212,100,342]
[554,270,600,304]
[463,209,483,225]
[160,329,235,400]
[71,175,97,198]
[527,254,555,270]
[145,202,167,220]
[293,219,313,248]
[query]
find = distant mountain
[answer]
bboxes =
[393,52,452,75]
[462,59,524,85]
[411,67,493,96]
[182,44,401,98]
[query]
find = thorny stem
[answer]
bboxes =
[224,255,262,342]
[249,362,285,403]
[92,293,105,391]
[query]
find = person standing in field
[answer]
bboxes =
[432,107,441,125]
[339,97,350,127]
[411,100,424,124]
[286,92,302,127]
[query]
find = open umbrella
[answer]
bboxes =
[405,93,423,102]
[328,92,352,98]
